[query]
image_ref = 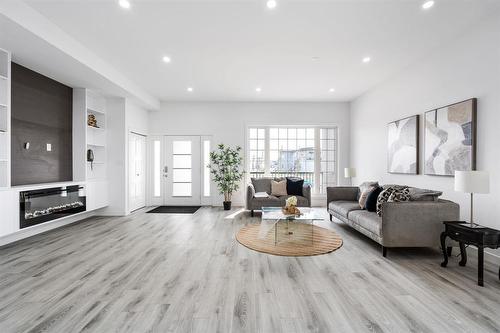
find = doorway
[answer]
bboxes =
[129,132,147,211]
[149,135,212,206]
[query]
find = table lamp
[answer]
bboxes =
[344,167,356,186]
[454,170,489,227]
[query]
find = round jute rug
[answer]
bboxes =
[236,222,343,256]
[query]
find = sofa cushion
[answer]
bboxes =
[408,187,442,201]
[348,210,382,236]
[251,195,281,207]
[280,195,309,207]
[286,178,304,196]
[328,201,362,218]
[251,177,272,194]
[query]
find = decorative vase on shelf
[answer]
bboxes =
[87,114,98,128]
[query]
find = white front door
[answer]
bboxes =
[129,132,147,211]
[164,136,201,205]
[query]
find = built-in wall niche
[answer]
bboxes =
[86,145,106,180]
[0,65,9,132]
[0,48,10,188]
[87,126,106,146]
[73,88,108,183]
[0,50,8,78]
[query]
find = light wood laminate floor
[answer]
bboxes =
[1,207,500,333]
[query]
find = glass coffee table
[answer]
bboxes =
[261,207,323,245]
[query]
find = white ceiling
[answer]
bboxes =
[24,0,500,102]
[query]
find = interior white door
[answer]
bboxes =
[164,136,201,205]
[129,132,147,211]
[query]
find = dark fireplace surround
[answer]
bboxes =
[20,185,86,229]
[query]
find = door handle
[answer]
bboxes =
[163,166,168,178]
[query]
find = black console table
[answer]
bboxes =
[440,221,500,286]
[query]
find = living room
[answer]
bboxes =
[1,0,500,332]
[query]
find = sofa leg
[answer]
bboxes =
[382,246,387,257]
[329,214,332,222]
[251,210,254,217]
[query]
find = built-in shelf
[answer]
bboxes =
[0,48,9,188]
[87,126,104,130]
[87,107,105,115]
[87,143,106,148]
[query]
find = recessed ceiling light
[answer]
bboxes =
[162,56,171,63]
[422,1,434,9]
[329,88,335,93]
[266,0,277,10]
[255,87,262,92]
[187,87,193,92]
[362,56,371,63]
[119,0,131,9]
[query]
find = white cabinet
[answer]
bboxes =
[86,180,108,211]
[0,190,18,237]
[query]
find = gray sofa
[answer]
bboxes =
[327,186,459,256]
[247,177,311,216]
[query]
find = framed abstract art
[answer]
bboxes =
[387,115,419,174]
[424,98,477,176]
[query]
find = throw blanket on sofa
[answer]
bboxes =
[376,185,410,216]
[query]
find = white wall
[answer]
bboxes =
[149,102,351,206]
[350,16,500,230]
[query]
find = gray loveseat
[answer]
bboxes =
[247,178,311,216]
[327,186,459,256]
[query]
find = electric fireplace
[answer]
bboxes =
[19,185,86,229]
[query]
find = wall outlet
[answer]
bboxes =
[46,143,52,152]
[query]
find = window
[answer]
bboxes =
[269,127,315,186]
[153,140,161,197]
[203,140,211,197]
[248,126,337,194]
[248,128,265,173]
[172,140,192,196]
[320,128,337,194]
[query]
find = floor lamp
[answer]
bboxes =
[344,167,356,186]
[454,170,489,227]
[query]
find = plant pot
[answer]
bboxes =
[223,201,232,210]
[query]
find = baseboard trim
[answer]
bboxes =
[0,211,96,246]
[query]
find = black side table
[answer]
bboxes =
[440,221,500,286]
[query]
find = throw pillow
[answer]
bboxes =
[357,181,379,200]
[358,186,375,209]
[388,188,410,203]
[376,186,410,216]
[286,178,304,196]
[271,180,287,196]
[365,186,383,212]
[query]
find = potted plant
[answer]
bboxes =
[208,144,244,210]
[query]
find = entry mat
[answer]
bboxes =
[146,206,201,214]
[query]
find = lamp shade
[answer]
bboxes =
[344,167,356,178]
[454,171,489,194]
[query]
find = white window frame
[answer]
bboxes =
[245,125,338,196]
